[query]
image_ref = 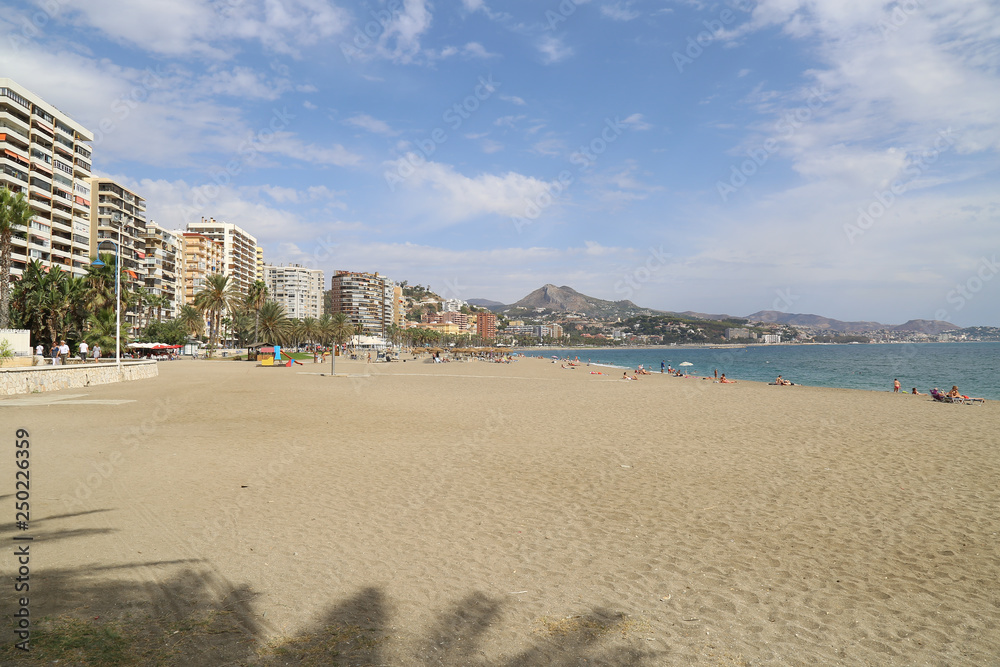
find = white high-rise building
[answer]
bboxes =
[1,78,94,278]
[263,264,324,320]
[184,217,258,296]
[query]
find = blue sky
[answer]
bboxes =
[3,0,999,325]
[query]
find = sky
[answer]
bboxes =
[2,0,999,326]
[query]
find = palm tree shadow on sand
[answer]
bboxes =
[2,565,663,665]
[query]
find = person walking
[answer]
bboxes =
[93,344,101,362]
[58,340,70,365]
[50,342,60,365]
[78,340,89,362]
[893,378,901,393]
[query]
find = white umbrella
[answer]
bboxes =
[679,362,694,373]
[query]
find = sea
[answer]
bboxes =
[520,342,1000,400]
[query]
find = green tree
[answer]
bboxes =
[0,187,33,328]
[177,304,204,339]
[257,301,291,345]
[194,274,241,355]
[328,312,355,350]
[296,316,321,350]
[245,280,269,344]
[84,308,130,355]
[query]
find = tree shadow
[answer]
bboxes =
[3,563,661,666]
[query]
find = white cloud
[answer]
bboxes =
[601,2,640,21]
[303,100,318,110]
[384,157,564,223]
[501,95,526,105]
[46,0,349,58]
[482,139,504,154]
[375,0,433,63]
[536,34,573,64]
[343,113,398,136]
[622,113,653,130]
[494,114,527,129]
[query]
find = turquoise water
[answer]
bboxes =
[522,342,1000,400]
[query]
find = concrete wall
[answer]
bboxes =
[0,361,158,396]
[0,329,31,356]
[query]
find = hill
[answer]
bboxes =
[745,311,886,332]
[507,284,653,319]
[467,298,505,309]
[890,319,959,334]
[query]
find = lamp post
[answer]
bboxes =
[91,238,121,373]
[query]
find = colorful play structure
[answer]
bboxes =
[258,345,303,367]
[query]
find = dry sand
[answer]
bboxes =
[2,355,999,665]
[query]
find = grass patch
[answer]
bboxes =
[0,616,135,666]
[258,624,389,666]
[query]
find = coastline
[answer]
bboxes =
[4,357,998,664]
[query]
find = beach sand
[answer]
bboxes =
[2,356,999,665]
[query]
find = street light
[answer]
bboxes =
[91,238,121,374]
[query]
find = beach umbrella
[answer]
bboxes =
[679,362,693,372]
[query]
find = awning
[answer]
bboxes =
[126,270,138,279]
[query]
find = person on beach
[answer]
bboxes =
[714,368,718,379]
[78,340,88,362]
[50,342,59,365]
[58,340,69,365]
[893,379,901,393]
[719,374,736,383]
[93,344,101,362]
[775,375,791,386]
[911,388,925,395]
[947,386,961,398]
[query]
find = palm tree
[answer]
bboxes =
[257,301,291,345]
[328,312,355,350]
[177,304,204,339]
[245,280,268,344]
[194,274,241,355]
[133,286,149,331]
[296,316,322,350]
[150,294,170,323]
[0,187,33,328]
[85,252,130,315]
[84,308,129,353]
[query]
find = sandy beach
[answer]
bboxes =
[2,356,999,665]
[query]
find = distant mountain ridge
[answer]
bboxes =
[745,311,957,333]
[504,284,652,318]
[469,286,960,333]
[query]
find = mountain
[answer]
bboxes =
[745,311,958,333]
[467,298,505,308]
[507,284,653,318]
[745,311,884,332]
[676,310,741,322]
[890,319,959,334]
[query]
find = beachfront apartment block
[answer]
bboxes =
[1,79,94,279]
[476,312,497,340]
[141,221,184,319]
[256,246,265,282]
[89,178,148,330]
[182,232,225,306]
[264,264,325,320]
[329,270,398,337]
[725,327,752,340]
[184,218,258,296]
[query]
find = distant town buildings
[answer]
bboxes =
[1,78,93,279]
[264,264,324,320]
[724,327,751,340]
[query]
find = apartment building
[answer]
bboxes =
[476,312,497,341]
[255,246,265,282]
[1,78,94,278]
[89,179,147,323]
[182,232,225,306]
[141,221,183,319]
[264,264,325,320]
[423,311,470,330]
[329,270,396,337]
[184,218,258,296]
